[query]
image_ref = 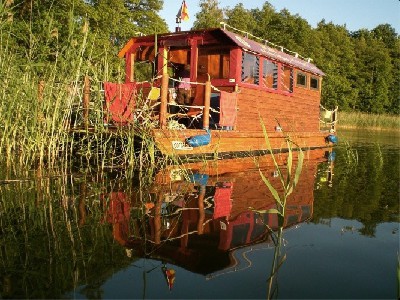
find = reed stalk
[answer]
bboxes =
[254,118,304,219]
[252,118,304,299]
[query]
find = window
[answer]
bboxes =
[262,59,278,89]
[280,65,293,93]
[241,52,259,84]
[296,72,307,88]
[310,76,319,90]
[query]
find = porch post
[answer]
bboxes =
[159,48,168,129]
[203,80,211,129]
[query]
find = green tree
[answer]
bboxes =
[224,3,256,33]
[192,0,224,30]
[316,22,358,110]
[371,24,400,114]
[352,30,392,113]
[249,2,278,41]
[6,0,168,80]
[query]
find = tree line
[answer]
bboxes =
[1,0,399,114]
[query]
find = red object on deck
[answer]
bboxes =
[104,82,136,124]
[218,91,237,127]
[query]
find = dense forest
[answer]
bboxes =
[1,0,399,114]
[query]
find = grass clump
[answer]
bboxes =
[338,111,400,131]
[0,7,149,175]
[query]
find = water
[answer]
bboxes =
[0,129,398,299]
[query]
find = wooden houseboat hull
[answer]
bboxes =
[152,128,333,158]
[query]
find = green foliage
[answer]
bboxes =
[192,0,224,30]
[5,0,168,78]
[224,3,256,33]
[222,3,399,115]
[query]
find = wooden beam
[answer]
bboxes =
[190,39,198,82]
[159,48,169,129]
[203,80,211,129]
[128,53,135,82]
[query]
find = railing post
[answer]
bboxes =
[203,80,211,129]
[159,48,168,129]
[83,75,90,129]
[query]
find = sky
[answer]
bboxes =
[160,0,400,33]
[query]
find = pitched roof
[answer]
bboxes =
[221,29,324,76]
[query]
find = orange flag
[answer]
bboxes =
[177,0,189,21]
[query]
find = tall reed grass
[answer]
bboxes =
[338,111,400,131]
[0,7,151,175]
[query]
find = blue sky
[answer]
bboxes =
[160,0,400,33]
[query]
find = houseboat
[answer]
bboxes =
[104,24,338,159]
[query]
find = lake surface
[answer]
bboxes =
[0,129,398,299]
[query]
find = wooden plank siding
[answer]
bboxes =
[236,76,321,133]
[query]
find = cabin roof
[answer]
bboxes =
[220,29,325,76]
[119,28,324,76]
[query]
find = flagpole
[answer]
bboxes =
[176,0,188,32]
[175,16,181,32]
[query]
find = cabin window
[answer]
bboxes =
[241,52,259,84]
[280,65,293,93]
[310,76,319,90]
[262,59,278,89]
[296,72,307,88]
[198,48,230,81]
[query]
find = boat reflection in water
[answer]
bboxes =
[102,149,334,288]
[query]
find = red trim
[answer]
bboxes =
[230,48,242,83]
[210,79,236,87]
[190,39,198,82]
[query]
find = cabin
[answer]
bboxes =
[104,24,337,158]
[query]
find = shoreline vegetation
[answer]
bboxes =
[337,111,400,131]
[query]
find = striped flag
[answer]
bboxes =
[177,0,189,21]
